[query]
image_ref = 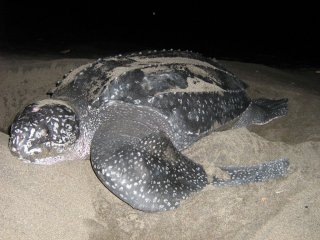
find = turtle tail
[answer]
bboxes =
[213,159,289,187]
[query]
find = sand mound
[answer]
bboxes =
[1,57,319,239]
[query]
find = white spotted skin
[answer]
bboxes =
[9,100,87,164]
[91,124,208,211]
[51,50,250,150]
[9,50,289,211]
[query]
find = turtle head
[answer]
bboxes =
[9,100,80,164]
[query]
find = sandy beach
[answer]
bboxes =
[1,55,319,240]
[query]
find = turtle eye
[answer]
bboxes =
[40,128,48,137]
[33,127,49,144]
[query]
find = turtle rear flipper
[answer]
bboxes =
[90,102,208,212]
[234,98,288,128]
[213,159,289,187]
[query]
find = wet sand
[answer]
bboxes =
[1,55,319,240]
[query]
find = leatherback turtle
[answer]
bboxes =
[9,50,289,212]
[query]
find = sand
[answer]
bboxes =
[0,55,319,240]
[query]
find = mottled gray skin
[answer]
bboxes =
[9,50,289,212]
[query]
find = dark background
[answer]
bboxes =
[0,2,319,68]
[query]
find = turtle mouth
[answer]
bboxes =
[16,152,64,165]
[9,144,42,161]
[9,132,52,162]
[10,141,67,165]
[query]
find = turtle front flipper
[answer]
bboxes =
[90,103,208,212]
[213,159,289,187]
